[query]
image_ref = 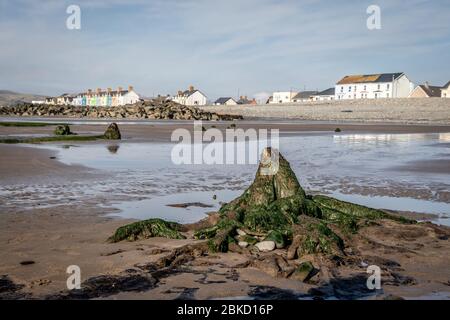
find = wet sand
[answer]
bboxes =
[1,122,450,300]
[2,120,450,143]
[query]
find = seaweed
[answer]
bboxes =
[108,218,186,242]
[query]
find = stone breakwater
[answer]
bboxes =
[0,100,242,121]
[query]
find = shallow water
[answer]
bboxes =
[1,132,449,225]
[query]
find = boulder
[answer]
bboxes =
[265,230,286,249]
[291,261,315,282]
[238,241,249,248]
[103,123,121,140]
[255,241,276,252]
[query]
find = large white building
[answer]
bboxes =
[335,73,414,100]
[172,86,208,106]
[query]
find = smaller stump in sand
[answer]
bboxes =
[104,123,121,140]
[54,124,72,136]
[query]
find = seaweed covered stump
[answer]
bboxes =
[193,147,414,254]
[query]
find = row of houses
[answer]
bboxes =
[39,73,450,108]
[270,72,450,104]
[43,86,141,107]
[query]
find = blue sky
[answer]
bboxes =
[0,0,449,100]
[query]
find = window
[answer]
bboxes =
[364,85,367,91]
[375,93,378,99]
[354,86,357,92]
[348,86,351,92]
[377,84,381,90]
[387,84,390,90]
[387,93,390,98]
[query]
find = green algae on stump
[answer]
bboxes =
[103,123,121,140]
[54,124,72,136]
[108,218,185,242]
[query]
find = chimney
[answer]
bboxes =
[96,88,101,94]
[189,85,194,92]
[118,86,123,92]
[128,85,134,92]
[425,81,430,89]
[177,90,183,95]
[107,87,112,93]
[87,89,92,95]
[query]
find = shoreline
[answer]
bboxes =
[1,122,449,300]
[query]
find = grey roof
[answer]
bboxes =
[443,81,450,89]
[376,73,404,82]
[293,91,318,99]
[179,89,207,98]
[418,85,442,97]
[215,97,234,104]
[314,88,335,96]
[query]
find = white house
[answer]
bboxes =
[335,73,414,100]
[441,81,450,98]
[172,86,208,106]
[214,97,237,105]
[271,91,298,104]
[311,88,335,101]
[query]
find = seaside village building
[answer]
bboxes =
[311,88,335,101]
[292,91,318,102]
[45,86,140,107]
[409,83,443,98]
[271,91,298,104]
[335,73,414,100]
[442,81,450,98]
[214,97,238,105]
[237,96,257,105]
[172,86,208,106]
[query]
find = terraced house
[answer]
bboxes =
[46,86,140,107]
[335,73,414,100]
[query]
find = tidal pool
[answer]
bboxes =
[2,132,449,225]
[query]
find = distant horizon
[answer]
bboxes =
[1,0,449,101]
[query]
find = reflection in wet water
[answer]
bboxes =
[107,145,120,154]
[333,133,431,145]
[1,132,449,225]
[440,133,450,141]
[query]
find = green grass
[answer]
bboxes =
[0,122,65,127]
[0,135,105,144]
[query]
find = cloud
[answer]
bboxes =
[0,0,449,97]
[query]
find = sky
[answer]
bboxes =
[0,0,449,101]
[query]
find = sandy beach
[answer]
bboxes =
[1,121,449,300]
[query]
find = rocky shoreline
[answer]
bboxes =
[0,100,242,121]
